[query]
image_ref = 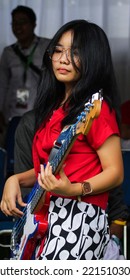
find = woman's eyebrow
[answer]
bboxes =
[56,44,72,48]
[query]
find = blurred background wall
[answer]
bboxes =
[0,0,130,102]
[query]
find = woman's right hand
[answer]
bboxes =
[0,175,27,217]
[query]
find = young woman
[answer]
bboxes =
[0,20,124,260]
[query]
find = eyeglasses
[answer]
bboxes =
[48,46,79,63]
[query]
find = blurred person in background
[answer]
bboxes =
[0,5,50,147]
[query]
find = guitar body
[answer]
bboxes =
[17,205,49,260]
[11,185,50,260]
[10,92,102,259]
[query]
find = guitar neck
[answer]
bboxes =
[50,123,77,174]
[31,123,78,213]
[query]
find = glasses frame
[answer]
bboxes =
[48,46,80,63]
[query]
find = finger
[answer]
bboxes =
[40,164,46,181]
[45,163,53,179]
[38,173,46,189]
[40,164,46,174]
[0,201,17,217]
[2,208,12,217]
[44,162,50,176]
[6,199,24,217]
[4,197,22,216]
[11,208,24,218]
[42,163,53,184]
[59,166,66,178]
[38,173,43,185]
[17,194,27,207]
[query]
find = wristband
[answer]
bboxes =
[77,181,92,202]
[81,182,92,196]
[112,219,127,226]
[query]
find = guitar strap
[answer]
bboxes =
[49,125,71,162]
[48,91,103,162]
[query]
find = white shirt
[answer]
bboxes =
[0,36,50,123]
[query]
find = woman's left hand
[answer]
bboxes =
[38,162,73,196]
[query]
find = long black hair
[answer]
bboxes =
[34,19,120,130]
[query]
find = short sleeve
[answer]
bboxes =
[87,100,120,150]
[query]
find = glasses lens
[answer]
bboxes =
[48,46,79,62]
[50,46,63,61]
[71,48,79,63]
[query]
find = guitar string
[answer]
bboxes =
[13,135,71,240]
[12,104,91,245]
[12,183,40,239]
[12,122,78,245]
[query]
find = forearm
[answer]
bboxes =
[38,161,123,198]
[0,168,37,217]
[16,168,36,188]
[85,167,123,195]
[69,136,124,197]
[63,168,123,198]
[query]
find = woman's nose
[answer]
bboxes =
[60,50,70,63]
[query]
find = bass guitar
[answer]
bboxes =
[10,91,102,259]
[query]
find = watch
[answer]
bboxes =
[81,182,92,196]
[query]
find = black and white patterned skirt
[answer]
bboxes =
[37,196,110,260]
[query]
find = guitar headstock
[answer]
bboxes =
[76,93,102,135]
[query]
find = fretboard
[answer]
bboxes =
[30,122,78,213]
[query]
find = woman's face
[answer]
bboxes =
[52,30,81,92]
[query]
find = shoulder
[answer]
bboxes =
[101,99,112,113]
[39,36,51,42]
[87,100,120,149]
[97,100,117,121]
[17,110,35,134]
[38,37,51,47]
[22,109,35,125]
[0,44,16,55]
[96,100,118,129]
[38,37,51,49]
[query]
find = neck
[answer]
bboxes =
[65,86,72,99]
[19,34,35,49]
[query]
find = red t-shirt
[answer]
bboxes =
[32,100,120,210]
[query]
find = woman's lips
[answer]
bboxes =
[58,68,70,74]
